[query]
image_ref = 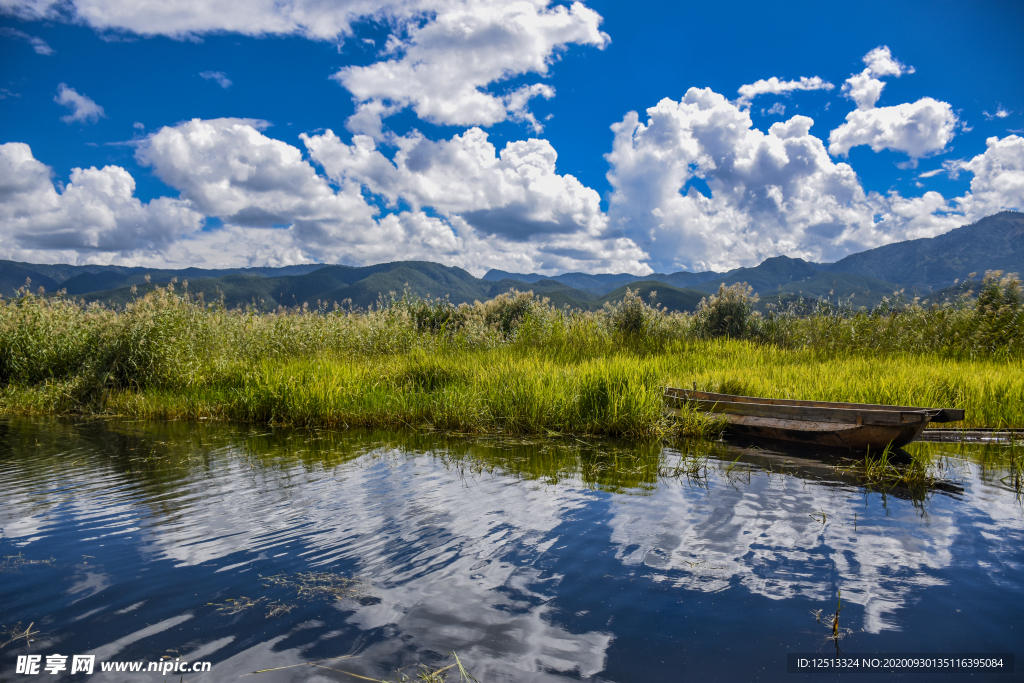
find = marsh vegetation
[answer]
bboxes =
[1,271,1021,436]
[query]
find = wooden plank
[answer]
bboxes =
[665,398,931,426]
[664,388,964,423]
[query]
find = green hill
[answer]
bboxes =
[756,270,900,310]
[826,211,1024,290]
[0,262,61,297]
[483,268,719,295]
[690,256,822,294]
[7,210,1022,312]
[0,260,328,299]
[80,262,520,310]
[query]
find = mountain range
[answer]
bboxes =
[2,211,1020,313]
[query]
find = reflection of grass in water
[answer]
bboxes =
[8,416,1020,520]
[664,451,710,481]
[990,441,1024,497]
[905,439,1024,500]
[0,552,55,572]
[431,435,672,494]
[658,438,728,484]
[1006,452,1024,497]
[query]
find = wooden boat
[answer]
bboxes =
[663,387,965,450]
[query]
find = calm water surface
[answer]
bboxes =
[1,418,1021,681]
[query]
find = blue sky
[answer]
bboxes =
[1,0,1022,275]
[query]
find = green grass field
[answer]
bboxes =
[94,345,1023,432]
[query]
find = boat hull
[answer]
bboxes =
[663,387,961,451]
[717,414,929,450]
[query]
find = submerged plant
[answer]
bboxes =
[211,596,266,615]
[0,552,55,572]
[0,622,40,650]
[260,571,362,602]
[856,443,936,489]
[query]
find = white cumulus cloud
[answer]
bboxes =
[828,97,957,159]
[52,117,644,274]
[736,76,833,108]
[0,0,393,39]
[952,135,1024,219]
[606,89,877,271]
[54,83,105,124]
[4,0,609,134]
[306,127,606,238]
[0,142,202,262]
[135,118,381,241]
[604,88,1024,272]
[841,46,910,110]
[304,126,650,272]
[861,45,910,78]
[334,0,609,134]
[829,46,956,160]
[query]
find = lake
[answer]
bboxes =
[1,418,1021,681]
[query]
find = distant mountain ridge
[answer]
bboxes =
[822,210,1024,288]
[482,268,719,295]
[486,212,1023,295]
[2,211,1020,314]
[0,261,327,302]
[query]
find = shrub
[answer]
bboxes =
[692,283,759,339]
[972,271,1023,352]
[603,287,654,336]
[105,281,218,389]
[0,287,105,385]
[481,289,537,339]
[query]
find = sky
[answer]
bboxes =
[1,0,1022,276]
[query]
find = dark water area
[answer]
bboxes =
[0,418,1021,681]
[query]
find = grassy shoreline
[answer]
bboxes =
[3,343,1022,434]
[2,277,1022,434]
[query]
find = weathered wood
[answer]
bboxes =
[664,387,964,450]
[666,398,931,426]
[663,388,965,423]
[725,415,929,450]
